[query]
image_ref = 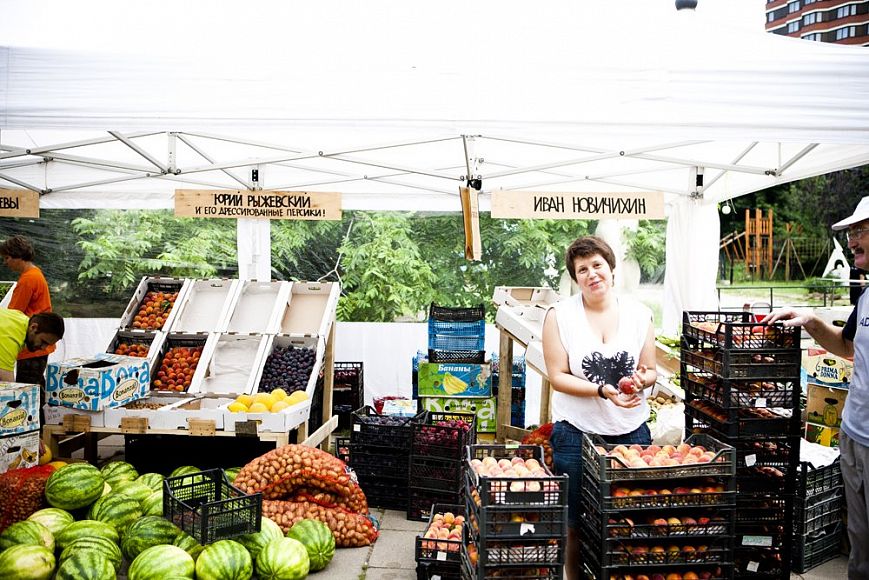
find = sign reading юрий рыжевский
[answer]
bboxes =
[174,189,342,220]
[0,189,40,218]
[490,190,664,220]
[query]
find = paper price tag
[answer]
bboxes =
[353,424,361,432]
[520,523,536,535]
[755,397,767,408]
[745,454,757,467]
[742,535,772,547]
[505,443,519,450]
[432,575,441,580]
[436,552,447,561]
[747,561,760,573]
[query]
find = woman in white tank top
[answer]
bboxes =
[542,235,657,580]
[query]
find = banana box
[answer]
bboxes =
[420,396,496,433]
[417,362,492,397]
[802,347,852,388]
[0,382,40,435]
[805,424,840,448]
[45,353,151,411]
[0,429,40,474]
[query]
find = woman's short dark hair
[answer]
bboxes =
[565,236,617,282]
[0,235,34,261]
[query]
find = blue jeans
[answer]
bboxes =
[550,420,651,530]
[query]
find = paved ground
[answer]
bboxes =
[91,435,849,579]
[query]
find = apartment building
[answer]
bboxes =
[766,0,869,45]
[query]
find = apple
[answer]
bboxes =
[525,458,541,470]
[658,488,672,495]
[619,376,637,394]
[676,443,691,455]
[666,574,683,580]
[667,516,682,526]
[612,444,629,455]
[630,458,648,468]
[629,489,645,497]
[651,575,666,580]
[644,489,658,496]
[613,487,631,497]
[683,573,699,580]
[637,576,651,580]
[697,517,710,525]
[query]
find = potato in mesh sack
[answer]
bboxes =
[262,499,378,547]
[0,464,56,532]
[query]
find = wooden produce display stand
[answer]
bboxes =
[42,277,340,460]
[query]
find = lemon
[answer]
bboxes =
[270,388,289,400]
[236,394,254,407]
[270,400,290,413]
[287,390,309,405]
[253,392,278,409]
[247,402,270,413]
[227,401,248,413]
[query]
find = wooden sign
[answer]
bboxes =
[460,186,482,261]
[120,417,149,434]
[490,191,665,220]
[62,414,91,433]
[174,189,342,220]
[0,189,40,218]
[188,419,216,436]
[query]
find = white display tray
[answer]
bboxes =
[105,329,164,373]
[222,398,312,433]
[150,332,214,394]
[161,396,235,430]
[492,286,561,308]
[42,404,105,428]
[169,279,240,334]
[278,281,340,339]
[495,304,548,345]
[118,276,190,332]
[225,281,291,334]
[188,333,269,397]
[257,334,325,399]
[103,394,194,429]
[524,340,547,378]
[0,281,17,308]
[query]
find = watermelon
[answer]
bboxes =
[0,520,54,552]
[44,463,105,510]
[55,551,115,580]
[287,518,335,572]
[56,520,120,551]
[136,472,164,492]
[173,532,204,561]
[256,537,310,580]
[60,536,123,572]
[128,544,195,580]
[27,507,74,536]
[121,515,182,561]
[141,490,163,516]
[88,493,143,533]
[0,544,55,580]
[195,539,253,580]
[224,467,241,484]
[111,480,153,503]
[170,465,201,477]
[237,516,284,563]
[101,481,113,497]
[100,460,139,486]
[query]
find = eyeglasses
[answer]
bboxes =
[847,227,869,241]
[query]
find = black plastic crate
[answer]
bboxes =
[334,436,351,464]
[735,493,793,538]
[460,542,562,580]
[163,468,261,545]
[797,458,843,498]
[792,521,844,573]
[685,401,800,440]
[430,303,485,322]
[418,563,462,580]
[427,348,486,364]
[465,444,567,508]
[415,502,465,569]
[351,450,410,482]
[606,538,732,567]
[582,433,736,483]
[580,538,732,580]
[465,489,567,540]
[413,411,477,461]
[361,478,409,511]
[682,311,800,351]
[794,487,844,535]
[334,361,364,409]
[734,546,790,579]
[680,346,801,380]
[410,455,464,491]
[581,470,735,512]
[408,486,463,522]
[466,524,565,568]
[682,370,799,410]
[351,405,424,450]
[106,329,158,358]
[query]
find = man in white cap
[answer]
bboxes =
[765,195,869,579]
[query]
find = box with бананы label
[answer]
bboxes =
[417,362,492,397]
[45,353,150,411]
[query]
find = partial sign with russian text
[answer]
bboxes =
[490,191,664,220]
[174,189,341,220]
[0,189,40,218]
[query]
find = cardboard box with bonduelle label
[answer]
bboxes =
[46,353,151,411]
[801,348,852,388]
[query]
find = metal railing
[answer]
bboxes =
[716,279,861,312]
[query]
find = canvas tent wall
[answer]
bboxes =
[2,0,869,332]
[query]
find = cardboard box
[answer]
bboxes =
[222,398,311,433]
[45,353,151,411]
[150,332,212,393]
[225,281,291,334]
[189,333,269,396]
[802,348,853,388]
[805,423,840,448]
[278,281,340,339]
[257,335,325,399]
[421,396,496,433]
[169,278,240,334]
[0,382,40,435]
[417,362,492,397]
[0,429,40,474]
[806,383,848,429]
[43,404,105,428]
[103,394,192,429]
[118,276,189,332]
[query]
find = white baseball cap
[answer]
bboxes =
[832,195,869,231]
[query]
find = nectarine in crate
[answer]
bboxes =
[680,347,800,380]
[415,502,465,569]
[465,444,568,508]
[682,311,799,351]
[682,371,799,411]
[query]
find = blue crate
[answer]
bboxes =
[428,318,485,339]
[428,332,485,352]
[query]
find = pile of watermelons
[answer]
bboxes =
[0,461,335,579]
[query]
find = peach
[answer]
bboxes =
[629,444,644,453]
[498,458,512,469]
[662,444,677,456]
[525,458,541,470]
[667,517,682,526]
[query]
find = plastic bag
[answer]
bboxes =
[649,402,685,446]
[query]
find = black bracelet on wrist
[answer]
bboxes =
[597,383,607,399]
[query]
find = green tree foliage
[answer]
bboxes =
[623,220,667,282]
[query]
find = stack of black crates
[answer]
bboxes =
[461,444,568,580]
[580,432,737,580]
[408,411,477,522]
[682,311,802,579]
[348,405,425,511]
[428,303,486,365]
[310,361,364,433]
[792,459,845,573]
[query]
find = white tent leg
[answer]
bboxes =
[237,219,272,281]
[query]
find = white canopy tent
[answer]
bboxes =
[2,0,869,332]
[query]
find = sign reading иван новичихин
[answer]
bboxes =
[490,190,664,220]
